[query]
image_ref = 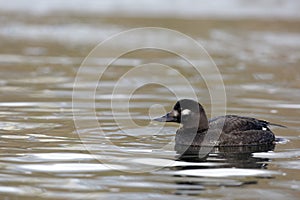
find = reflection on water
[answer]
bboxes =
[175,144,275,167]
[0,0,300,199]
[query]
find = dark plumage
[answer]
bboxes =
[154,99,284,146]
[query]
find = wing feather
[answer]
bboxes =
[208,115,272,133]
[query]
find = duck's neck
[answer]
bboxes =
[198,112,209,132]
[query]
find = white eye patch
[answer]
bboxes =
[181,109,191,116]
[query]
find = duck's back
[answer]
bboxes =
[209,115,272,132]
[208,115,275,146]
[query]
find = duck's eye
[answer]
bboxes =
[181,109,191,116]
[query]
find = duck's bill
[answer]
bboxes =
[153,111,177,122]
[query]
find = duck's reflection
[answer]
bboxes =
[171,144,275,196]
[174,143,275,168]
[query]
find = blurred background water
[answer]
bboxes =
[0,0,299,199]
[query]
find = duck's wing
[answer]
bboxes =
[208,115,283,133]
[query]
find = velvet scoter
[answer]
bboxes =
[154,99,284,146]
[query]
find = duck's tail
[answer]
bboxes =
[268,122,287,128]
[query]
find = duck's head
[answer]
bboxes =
[154,99,209,130]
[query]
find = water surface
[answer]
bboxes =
[0,1,299,199]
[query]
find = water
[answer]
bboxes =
[0,0,299,199]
